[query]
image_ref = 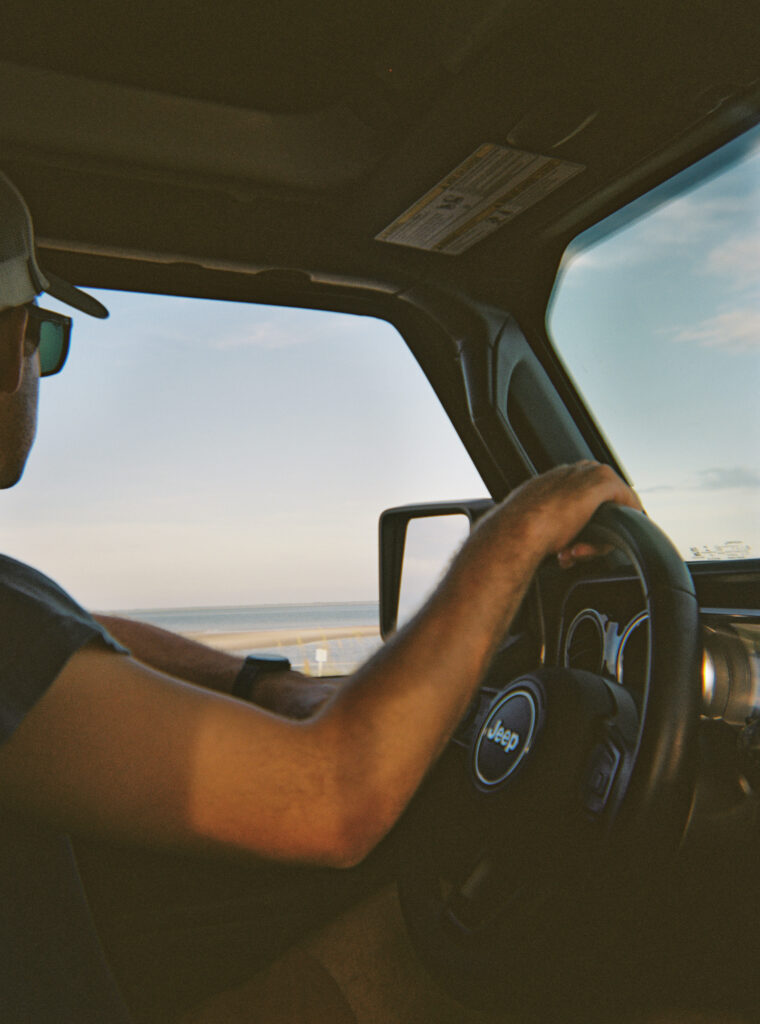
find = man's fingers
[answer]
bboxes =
[489,461,645,565]
[574,461,643,512]
[557,540,613,569]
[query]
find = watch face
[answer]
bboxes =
[248,654,291,668]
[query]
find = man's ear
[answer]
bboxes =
[0,307,28,394]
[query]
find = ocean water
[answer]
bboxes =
[122,601,379,635]
[119,601,382,675]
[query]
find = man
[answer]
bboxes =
[0,171,641,1019]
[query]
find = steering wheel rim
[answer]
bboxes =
[396,504,701,1014]
[580,504,700,836]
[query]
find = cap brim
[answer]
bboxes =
[44,270,109,319]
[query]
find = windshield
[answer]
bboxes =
[548,127,760,562]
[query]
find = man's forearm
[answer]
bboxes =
[94,614,338,717]
[312,462,643,863]
[316,504,541,861]
[94,615,243,693]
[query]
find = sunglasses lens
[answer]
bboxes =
[37,320,65,376]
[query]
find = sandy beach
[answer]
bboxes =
[184,624,380,653]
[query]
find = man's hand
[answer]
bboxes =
[249,671,337,720]
[478,461,642,568]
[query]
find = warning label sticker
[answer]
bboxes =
[375,144,585,255]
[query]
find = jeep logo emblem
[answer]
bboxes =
[473,687,538,788]
[486,720,520,752]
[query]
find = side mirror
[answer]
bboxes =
[379,500,493,639]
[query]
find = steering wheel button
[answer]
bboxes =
[590,769,608,796]
[584,742,621,814]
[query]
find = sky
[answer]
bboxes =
[2,126,757,612]
[1,298,487,610]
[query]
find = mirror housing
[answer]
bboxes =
[379,499,493,639]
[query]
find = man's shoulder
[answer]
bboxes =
[0,554,84,611]
[0,553,127,656]
[0,553,128,745]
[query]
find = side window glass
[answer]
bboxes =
[5,295,487,674]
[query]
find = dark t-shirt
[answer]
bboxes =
[0,554,127,744]
[0,555,133,1022]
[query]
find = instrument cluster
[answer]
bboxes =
[558,574,760,724]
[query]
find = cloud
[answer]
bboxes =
[209,311,369,352]
[637,483,676,494]
[556,167,760,278]
[637,467,760,494]
[705,235,760,289]
[695,467,760,490]
[212,321,307,351]
[670,307,760,351]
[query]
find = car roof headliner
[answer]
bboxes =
[1,0,758,314]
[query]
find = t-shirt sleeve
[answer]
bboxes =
[0,556,128,745]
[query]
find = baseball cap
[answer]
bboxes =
[0,171,109,319]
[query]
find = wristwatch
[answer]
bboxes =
[232,653,292,701]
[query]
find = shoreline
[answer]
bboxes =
[183,624,380,652]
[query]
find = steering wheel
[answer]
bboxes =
[396,504,700,1018]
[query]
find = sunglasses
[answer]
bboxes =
[24,304,72,377]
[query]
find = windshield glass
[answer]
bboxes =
[548,127,760,562]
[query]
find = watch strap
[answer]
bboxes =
[232,653,292,701]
